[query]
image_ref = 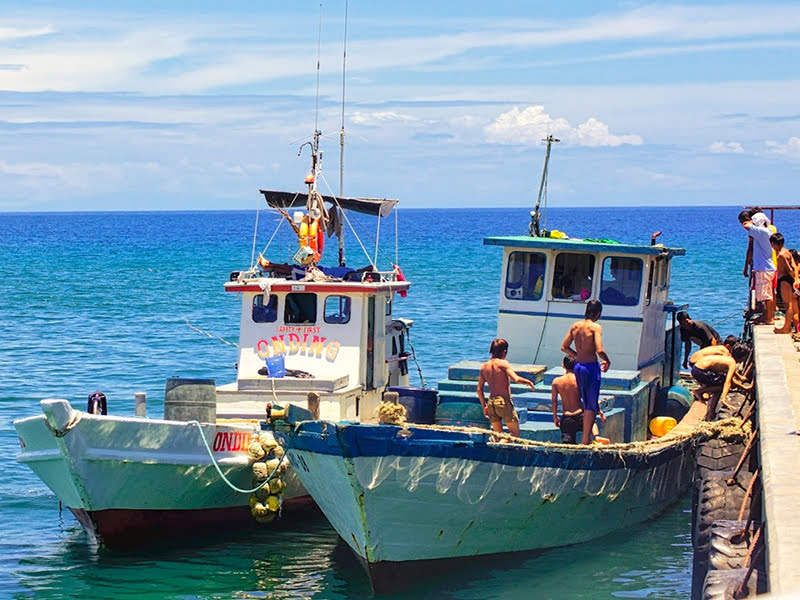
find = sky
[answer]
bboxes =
[1,1,799,211]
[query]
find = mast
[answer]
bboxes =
[338,0,349,266]
[529,134,559,237]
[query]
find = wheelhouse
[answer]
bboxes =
[485,236,685,381]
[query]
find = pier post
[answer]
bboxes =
[134,391,147,417]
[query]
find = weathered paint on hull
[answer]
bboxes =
[283,422,696,589]
[14,400,308,545]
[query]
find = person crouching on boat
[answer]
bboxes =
[551,356,586,444]
[477,338,536,439]
[560,300,611,445]
[688,343,750,419]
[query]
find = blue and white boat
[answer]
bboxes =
[276,137,705,592]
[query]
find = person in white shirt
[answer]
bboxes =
[739,210,776,325]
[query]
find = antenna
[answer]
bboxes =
[530,135,559,237]
[338,0,349,266]
[314,4,323,135]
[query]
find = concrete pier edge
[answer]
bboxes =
[753,326,800,595]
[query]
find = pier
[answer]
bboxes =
[752,326,800,595]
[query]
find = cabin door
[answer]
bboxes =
[366,296,375,389]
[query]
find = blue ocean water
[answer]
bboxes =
[2,206,798,599]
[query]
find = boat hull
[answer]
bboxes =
[14,399,308,547]
[281,418,699,589]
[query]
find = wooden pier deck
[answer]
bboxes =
[752,325,800,595]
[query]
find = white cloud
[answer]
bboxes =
[3,4,800,94]
[484,106,642,147]
[709,141,744,154]
[765,137,800,160]
[0,25,53,41]
[350,111,417,126]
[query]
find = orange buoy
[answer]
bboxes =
[298,215,310,249]
[649,416,677,437]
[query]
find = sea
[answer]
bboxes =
[2,206,798,600]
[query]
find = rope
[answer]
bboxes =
[735,524,763,598]
[532,301,550,364]
[404,325,426,388]
[374,209,381,267]
[387,412,746,451]
[250,198,261,269]
[184,320,239,348]
[188,421,287,494]
[737,466,760,522]
[710,309,744,328]
[319,173,396,269]
[45,412,81,438]
[258,211,288,261]
[727,427,758,486]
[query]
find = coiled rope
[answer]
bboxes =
[188,421,286,494]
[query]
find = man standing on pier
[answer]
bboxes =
[561,300,611,445]
[739,211,776,325]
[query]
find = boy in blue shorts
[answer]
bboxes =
[560,300,611,444]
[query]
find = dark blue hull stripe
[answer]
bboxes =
[498,309,643,323]
[281,422,692,472]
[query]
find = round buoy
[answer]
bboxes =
[649,416,677,437]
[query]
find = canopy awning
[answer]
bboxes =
[260,190,398,218]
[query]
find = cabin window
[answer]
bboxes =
[252,294,278,323]
[385,295,392,316]
[505,252,546,301]
[552,253,595,301]
[661,258,669,287]
[285,293,317,324]
[645,261,655,306]
[599,257,643,306]
[324,295,351,324]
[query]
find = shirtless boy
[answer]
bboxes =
[551,356,586,444]
[561,300,611,445]
[689,343,750,419]
[770,232,800,334]
[477,338,536,438]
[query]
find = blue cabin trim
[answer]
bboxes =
[499,308,643,323]
[484,235,686,258]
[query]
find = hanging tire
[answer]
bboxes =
[702,567,761,599]
[707,520,752,571]
[691,439,747,542]
[715,391,747,420]
[691,471,754,600]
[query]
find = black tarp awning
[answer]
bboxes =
[260,189,398,218]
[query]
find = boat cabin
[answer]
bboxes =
[217,274,411,422]
[485,235,685,382]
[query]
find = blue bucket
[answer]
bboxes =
[265,354,286,378]
[388,386,438,424]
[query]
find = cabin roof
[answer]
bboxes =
[224,278,410,294]
[483,235,686,257]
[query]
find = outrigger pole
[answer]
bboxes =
[529,134,559,237]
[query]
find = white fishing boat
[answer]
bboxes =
[14,125,416,547]
[273,136,714,592]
